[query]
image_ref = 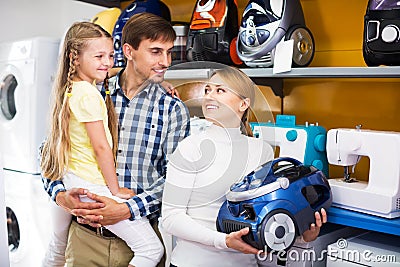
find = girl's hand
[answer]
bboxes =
[161,81,180,98]
[114,187,135,200]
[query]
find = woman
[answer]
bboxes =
[161,66,327,267]
[161,66,271,266]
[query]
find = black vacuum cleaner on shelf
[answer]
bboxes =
[363,0,400,66]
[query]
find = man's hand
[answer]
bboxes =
[108,67,122,78]
[302,208,328,242]
[56,188,105,214]
[71,192,131,227]
[225,227,261,255]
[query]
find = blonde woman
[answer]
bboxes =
[161,66,327,266]
[40,21,163,267]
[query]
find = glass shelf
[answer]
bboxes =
[165,66,400,97]
[242,66,400,78]
[166,66,400,79]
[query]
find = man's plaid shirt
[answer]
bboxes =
[43,71,190,220]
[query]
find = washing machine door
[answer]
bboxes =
[0,73,18,120]
[4,169,52,267]
[7,206,20,253]
[0,62,33,125]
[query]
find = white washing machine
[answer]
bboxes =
[0,37,60,267]
[0,37,59,173]
[0,156,10,266]
[4,170,52,267]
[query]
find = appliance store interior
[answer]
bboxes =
[0,0,399,266]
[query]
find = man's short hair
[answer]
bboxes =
[122,12,176,50]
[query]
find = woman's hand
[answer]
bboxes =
[302,208,328,242]
[225,227,261,255]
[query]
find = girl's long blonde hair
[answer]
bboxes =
[41,21,118,181]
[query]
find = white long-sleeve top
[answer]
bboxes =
[162,124,274,267]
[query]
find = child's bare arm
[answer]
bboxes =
[85,120,120,195]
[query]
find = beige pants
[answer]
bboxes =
[65,220,165,267]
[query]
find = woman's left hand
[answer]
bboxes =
[301,208,328,242]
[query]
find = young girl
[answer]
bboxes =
[41,21,163,267]
[161,66,327,267]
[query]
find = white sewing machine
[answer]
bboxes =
[326,128,400,218]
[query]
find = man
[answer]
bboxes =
[42,13,190,266]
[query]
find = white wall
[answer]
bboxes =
[0,0,106,43]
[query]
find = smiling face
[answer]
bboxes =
[202,73,250,128]
[74,37,114,83]
[124,38,174,84]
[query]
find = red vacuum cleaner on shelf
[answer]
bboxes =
[186,0,242,66]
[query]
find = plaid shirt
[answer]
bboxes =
[43,71,190,220]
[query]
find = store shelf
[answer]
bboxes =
[165,66,400,97]
[165,68,210,80]
[240,66,400,78]
[327,206,400,236]
[166,66,400,79]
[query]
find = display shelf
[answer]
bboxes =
[240,66,400,78]
[165,68,210,80]
[165,66,400,79]
[327,206,400,236]
[165,66,400,97]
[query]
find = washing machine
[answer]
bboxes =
[0,37,59,174]
[0,37,60,267]
[0,156,10,266]
[4,170,52,267]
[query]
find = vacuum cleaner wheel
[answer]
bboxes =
[286,26,315,67]
[261,209,297,251]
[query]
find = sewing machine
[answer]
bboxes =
[326,128,400,218]
[250,115,329,177]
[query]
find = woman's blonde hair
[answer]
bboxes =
[41,21,118,181]
[210,67,256,137]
